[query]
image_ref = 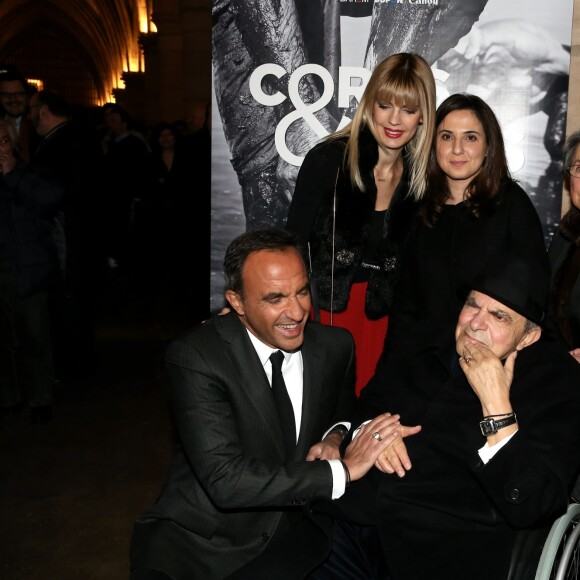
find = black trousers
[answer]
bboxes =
[307,519,391,580]
[130,571,174,580]
[0,274,54,408]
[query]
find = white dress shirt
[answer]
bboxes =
[246,330,347,498]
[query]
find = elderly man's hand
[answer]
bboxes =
[342,413,402,482]
[374,424,422,477]
[459,340,515,417]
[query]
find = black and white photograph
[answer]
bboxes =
[211,0,575,309]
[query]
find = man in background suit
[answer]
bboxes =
[0,67,39,161]
[129,229,401,580]
[29,89,104,381]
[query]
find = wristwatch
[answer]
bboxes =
[327,424,349,440]
[479,414,517,437]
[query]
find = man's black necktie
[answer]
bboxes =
[270,350,296,459]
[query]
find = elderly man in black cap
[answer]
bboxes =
[306,255,580,580]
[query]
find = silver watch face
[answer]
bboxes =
[479,414,517,437]
[479,418,497,437]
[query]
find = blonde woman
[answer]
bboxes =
[286,52,436,394]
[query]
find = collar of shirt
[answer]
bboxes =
[12,115,22,134]
[114,131,131,143]
[42,121,69,142]
[246,329,304,436]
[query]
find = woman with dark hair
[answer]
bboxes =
[382,93,549,358]
[546,130,580,364]
[286,53,436,394]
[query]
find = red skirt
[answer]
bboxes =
[318,282,388,396]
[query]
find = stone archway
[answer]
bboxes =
[0,0,211,126]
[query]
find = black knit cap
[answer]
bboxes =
[466,253,550,326]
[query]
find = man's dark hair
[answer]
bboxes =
[35,90,70,117]
[103,102,132,124]
[0,68,28,91]
[224,229,307,295]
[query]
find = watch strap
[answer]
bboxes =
[479,413,517,437]
[327,424,349,440]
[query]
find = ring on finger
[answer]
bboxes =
[464,356,474,365]
[372,431,382,441]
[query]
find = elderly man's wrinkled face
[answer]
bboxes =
[455,291,540,360]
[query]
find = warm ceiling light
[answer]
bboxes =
[27,78,44,91]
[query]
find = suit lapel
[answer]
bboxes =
[221,313,287,458]
[296,328,324,457]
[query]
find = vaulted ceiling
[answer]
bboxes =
[0,0,211,124]
[0,0,155,105]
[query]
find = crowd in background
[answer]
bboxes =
[0,65,211,424]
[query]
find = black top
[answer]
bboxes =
[383,180,549,357]
[286,128,417,319]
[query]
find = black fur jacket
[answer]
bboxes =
[286,127,418,319]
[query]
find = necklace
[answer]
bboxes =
[374,157,402,184]
[374,169,386,183]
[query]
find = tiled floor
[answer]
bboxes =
[1,282,191,580]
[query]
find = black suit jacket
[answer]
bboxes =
[31,121,104,282]
[130,312,356,580]
[546,229,580,349]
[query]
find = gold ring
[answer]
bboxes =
[464,356,473,365]
[372,431,382,441]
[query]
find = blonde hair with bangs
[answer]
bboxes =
[328,53,436,200]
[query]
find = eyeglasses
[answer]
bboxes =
[566,165,580,179]
[0,91,26,101]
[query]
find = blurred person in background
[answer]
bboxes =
[545,130,580,364]
[29,89,104,380]
[0,67,39,161]
[0,119,63,424]
[100,103,151,278]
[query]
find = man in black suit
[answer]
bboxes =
[29,89,104,380]
[308,255,580,580]
[100,103,150,273]
[129,229,401,580]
